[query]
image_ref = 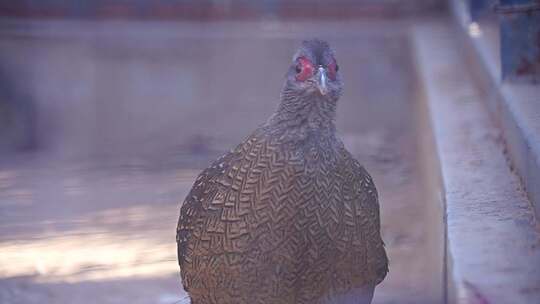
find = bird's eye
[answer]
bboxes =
[295,57,314,82]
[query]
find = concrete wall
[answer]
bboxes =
[0,1,446,19]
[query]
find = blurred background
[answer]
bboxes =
[1,1,539,304]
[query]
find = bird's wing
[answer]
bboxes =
[176,131,299,270]
[340,148,389,285]
[176,148,236,269]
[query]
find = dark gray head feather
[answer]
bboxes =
[294,39,335,67]
[265,39,343,142]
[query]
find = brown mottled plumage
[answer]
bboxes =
[177,39,388,304]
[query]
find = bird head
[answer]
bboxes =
[284,39,343,102]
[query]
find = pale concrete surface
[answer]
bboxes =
[451,0,540,218]
[413,20,540,304]
[0,20,442,303]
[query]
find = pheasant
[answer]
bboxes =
[176,39,388,304]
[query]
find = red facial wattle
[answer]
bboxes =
[327,60,338,81]
[295,57,315,82]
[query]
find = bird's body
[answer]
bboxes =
[177,40,388,304]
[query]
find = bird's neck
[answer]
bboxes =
[264,93,337,144]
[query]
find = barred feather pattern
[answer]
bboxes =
[176,128,388,304]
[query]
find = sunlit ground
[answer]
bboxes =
[0,208,176,283]
[0,163,194,303]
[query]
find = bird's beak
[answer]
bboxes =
[316,66,328,96]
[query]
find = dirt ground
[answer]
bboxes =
[0,20,440,303]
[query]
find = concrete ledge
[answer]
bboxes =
[451,0,540,219]
[412,21,540,304]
